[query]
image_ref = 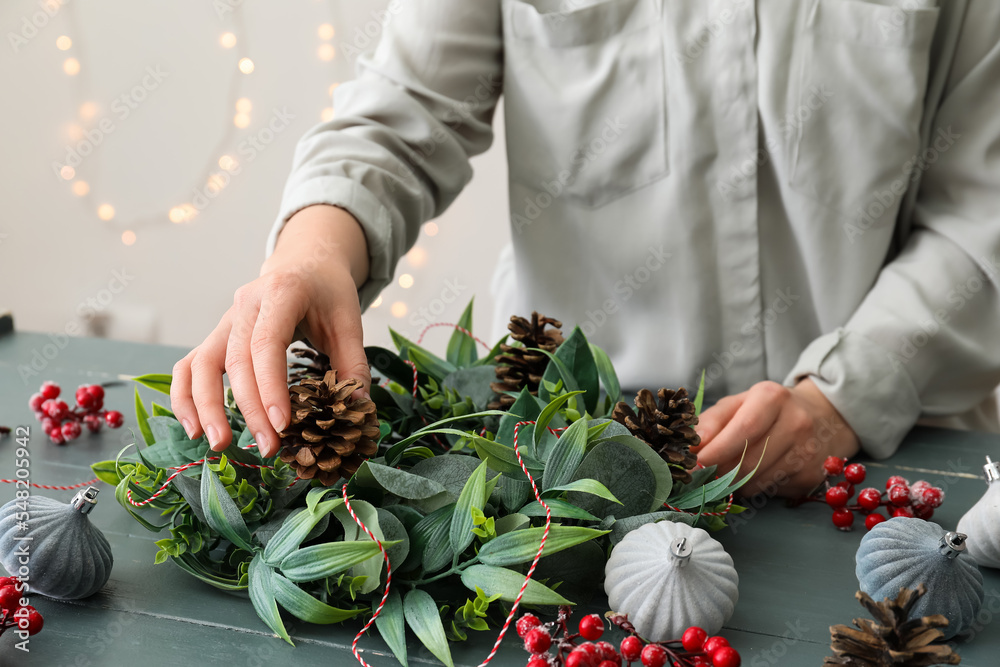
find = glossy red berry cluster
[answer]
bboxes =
[28,381,123,444]
[813,457,944,531]
[517,608,740,667]
[0,577,44,639]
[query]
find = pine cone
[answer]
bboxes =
[278,370,380,486]
[612,388,700,484]
[488,313,565,410]
[823,585,960,666]
[287,343,332,384]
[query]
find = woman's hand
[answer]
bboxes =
[170,205,371,457]
[693,379,861,498]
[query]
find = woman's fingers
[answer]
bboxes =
[170,352,200,439]
[191,316,235,450]
[696,382,785,469]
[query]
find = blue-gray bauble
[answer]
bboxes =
[856,517,983,639]
[0,488,113,599]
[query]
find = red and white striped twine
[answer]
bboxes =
[416,322,492,352]
[0,477,99,491]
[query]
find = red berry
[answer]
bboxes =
[832,508,855,530]
[579,614,604,641]
[835,481,855,498]
[825,486,849,508]
[844,463,866,484]
[527,657,549,667]
[682,626,708,652]
[49,429,66,445]
[702,637,730,655]
[76,386,96,410]
[620,636,643,662]
[913,503,934,520]
[28,393,46,412]
[888,485,910,506]
[40,417,57,434]
[886,475,909,490]
[865,513,887,530]
[823,456,845,476]
[595,642,619,663]
[105,410,124,428]
[857,487,882,511]
[691,660,713,667]
[640,644,667,667]
[711,647,741,667]
[524,628,552,654]
[921,487,944,508]
[87,384,105,401]
[0,577,16,588]
[61,421,82,441]
[891,505,915,518]
[0,586,21,613]
[910,480,931,496]
[45,399,69,421]
[598,661,620,667]
[567,649,593,667]
[40,381,60,400]
[84,414,102,433]
[517,614,541,638]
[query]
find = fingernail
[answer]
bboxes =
[362,391,371,401]
[181,419,194,439]
[267,406,286,432]
[255,431,271,456]
[206,424,221,449]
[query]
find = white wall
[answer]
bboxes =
[0,0,510,356]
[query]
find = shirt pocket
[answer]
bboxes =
[787,0,939,215]
[502,0,668,209]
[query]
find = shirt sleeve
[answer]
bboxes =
[785,1,1000,459]
[267,0,504,308]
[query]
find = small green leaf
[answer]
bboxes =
[262,499,343,565]
[693,369,706,416]
[495,513,530,535]
[543,478,621,504]
[200,460,255,552]
[150,402,175,418]
[134,388,154,446]
[538,327,599,412]
[446,299,478,367]
[460,565,573,605]
[278,541,389,582]
[332,501,388,593]
[519,499,600,522]
[271,572,366,623]
[91,459,122,486]
[450,461,487,556]
[404,589,454,667]
[542,418,590,491]
[478,526,609,567]
[132,373,173,395]
[248,554,292,644]
[375,590,408,667]
[533,390,585,451]
[589,344,622,409]
[408,345,458,382]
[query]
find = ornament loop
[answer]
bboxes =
[940,531,968,559]
[670,536,693,566]
[71,487,100,515]
[983,456,1000,484]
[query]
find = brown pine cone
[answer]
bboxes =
[488,312,564,410]
[612,388,700,484]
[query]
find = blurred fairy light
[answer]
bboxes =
[407,247,427,268]
[56,36,72,50]
[79,102,97,120]
[59,166,75,180]
[391,302,408,318]
[97,204,115,221]
[63,58,80,76]
[236,98,252,114]
[220,32,237,48]
[318,44,335,61]
[318,24,335,40]
[238,58,255,74]
[425,222,439,237]
[121,230,136,246]
[168,206,187,223]
[233,113,251,129]
[206,173,227,193]
[218,155,238,171]
[398,274,414,289]
[328,82,340,97]
[321,107,334,122]
[371,296,383,309]
[72,181,89,196]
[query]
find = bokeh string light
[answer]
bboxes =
[55,3,344,247]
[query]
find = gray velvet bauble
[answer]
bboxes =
[605,521,739,641]
[956,456,1000,568]
[0,487,113,600]
[856,517,983,639]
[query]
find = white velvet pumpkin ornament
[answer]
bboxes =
[0,487,113,599]
[956,456,1000,568]
[604,521,739,641]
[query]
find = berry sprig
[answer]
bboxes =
[796,457,944,531]
[516,607,740,667]
[28,381,123,444]
[0,577,44,639]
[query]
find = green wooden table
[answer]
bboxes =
[1,329,999,667]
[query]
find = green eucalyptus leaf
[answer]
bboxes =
[375,590,408,667]
[376,508,410,569]
[368,346,421,387]
[262,499,344,565]
[446,299,478,367]
[132,373,173,395]
[403,589,454,667]
[495,513,530,535]
[478,526,609,567]
[608,511,698,544]
[279,541,389,582]
[248,554,292,644]
[354,461,449,500]
[496,388,543,445]
[408,345,458,382]
[592,435,674,511]
[384,413,507,466]
[542,478,621,504]
[538,327,599,412]
[589,344,622,408]
[450,461,487,556]
[271,572,366,623]
[403,503,455,573]
[146,416,187,444]
[519,499,600,522]
[500,475,531,512]
[460,565,573,605]
[542,418,589,491]
[408,455,481,498]
[200,460,255,552]
[441,366,497,411]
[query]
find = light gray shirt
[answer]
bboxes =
[268,0,1000,459]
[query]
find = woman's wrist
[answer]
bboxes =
[265,204,370,288]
